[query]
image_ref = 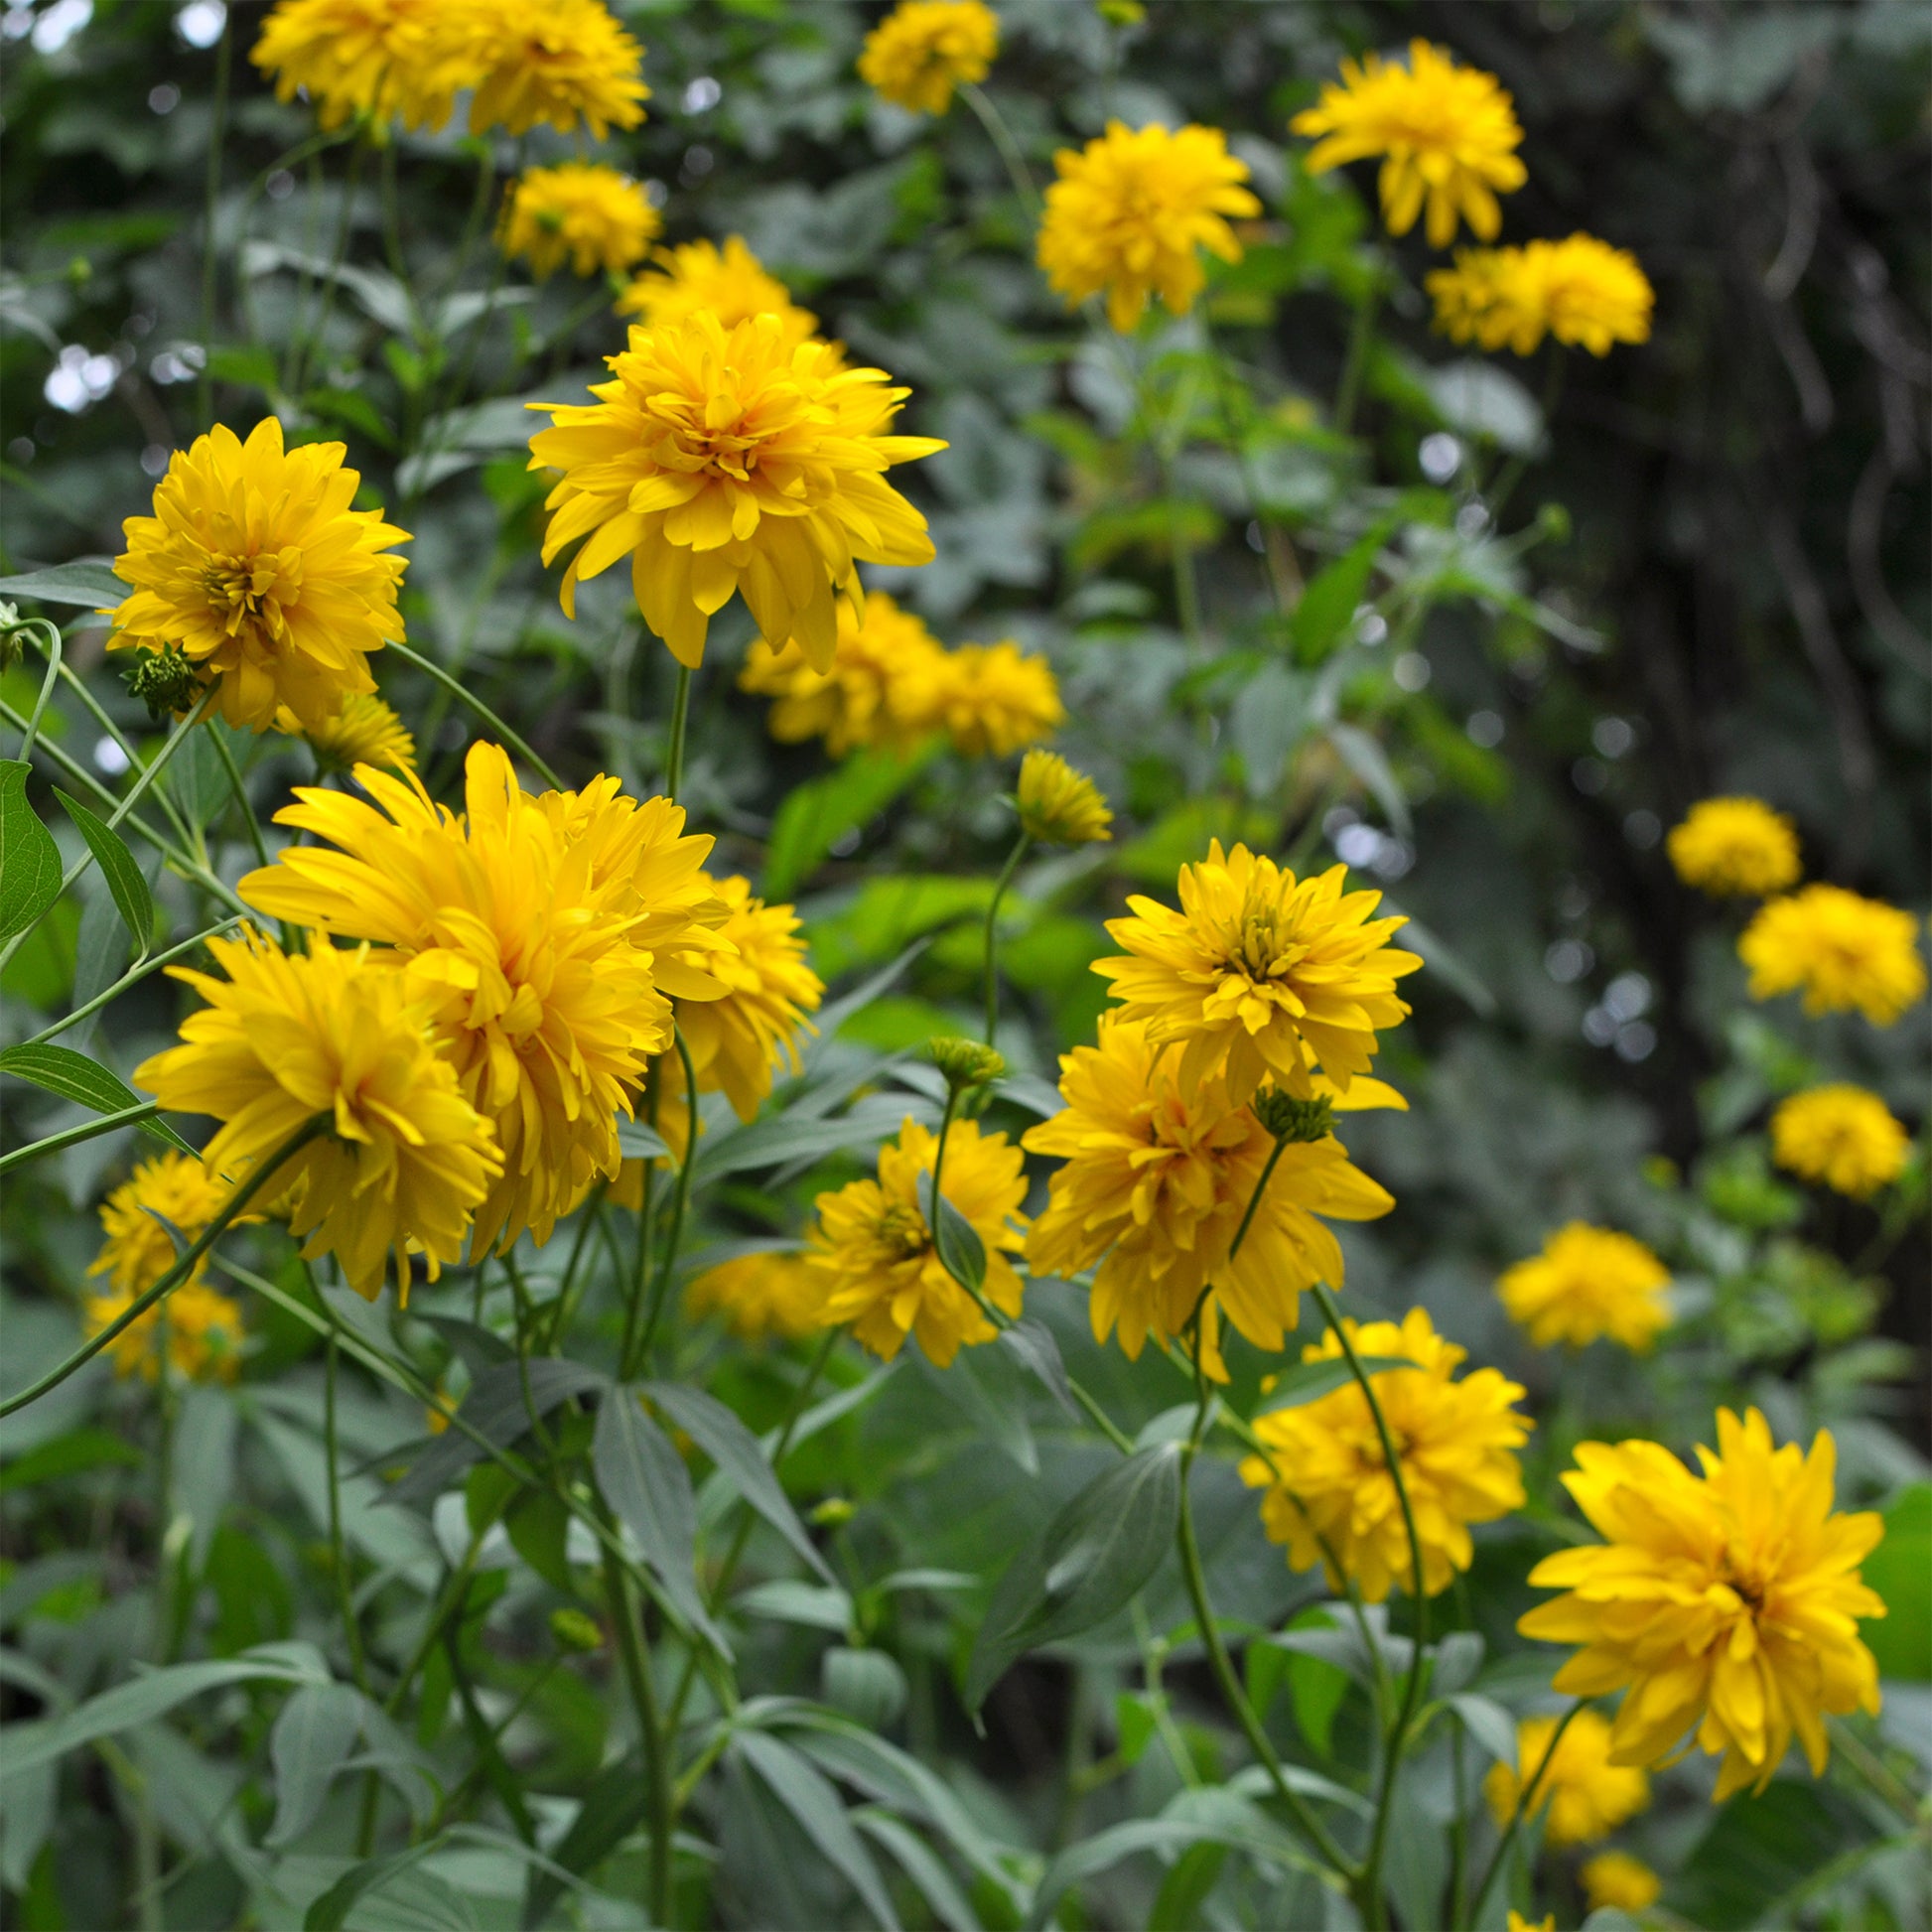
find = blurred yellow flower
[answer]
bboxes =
[687,1249,825,1341]
[857,0,999,114]
[677,876,823,1121]
[1665,795,1800,897]
[1506,1915,1554,1932]
[1582,1851,1662,1914]
[250,0,453,135]
[501,163,660,281]
[1037,120,1260,333]
[1017,749,1112,845]
[739,590,949,758]
[84,1278,248,1385]
[528,312,945,669]
[922,639,1064,757]
[107,419,409,734]
[1241,1306,1531,1602]
[275,692,416,772]
[1427,233,1654,356]
[1496,1222,1672,1353]
[136,929,501,1301]
[1520,1407,1885,1800]
[1483,1710,1649,1848]
[1770,1084,1910,1199]
[1025,1018,1396,1367]
[1739,884,1926,1025]
[429,0,648,139]
[805,1116,1027,1365]
[1292,39,1526,248]
[1096,842,1422,1104]
[617,236,820,345]
[88,1151,245,1299]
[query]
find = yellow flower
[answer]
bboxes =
[1581,1851,1662,1915]
[83,1278,249,1385]
[857,0,999,115]
[804,1116,1027,1366]
[1739,885,1926,1026]
[1770,1085,1910,1199]
[1017,749,1112,845]
[687,1249,825,1341]
[107,419,409,734]
[274,692,416,772]
[249,0,454,135]
[88,1151,243,1299]
[677,876,824,1121]
[1519,1407,1886,1800]
[501,163,661,282]
[1496,1222,1672,1353]
[738,589,950,757]
[1665,795,1801,897]
[1292,40,1526,248]
[427,0,648,140]
[1483,1710,1649,1848]
[918,640,1065,757]
[1427,234,1654,356]
[1242,1307,1530,1602]
[528,312,945,670]
[238,743,731,1253]
[135,928,501,1301]
[1095,842,1422,1104]
[1036,120,1261,334]
[616,236,822,345]
[1506,1915,1554,1932]
[1025,1018,1396,1366]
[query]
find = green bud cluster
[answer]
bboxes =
[1252,1090,1336,1145]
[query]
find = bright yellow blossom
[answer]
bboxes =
[1506,1915,1554,1932]
[427,0,648,140]
[1740,885,1927,1026]
[1582,1852,1662,1915]
[1017,749,1112,845]
[1483,1710,1649,1848]
[250,0,454,135]
[1770,1085,1910,1199]
[87,1151,248,1300]
[1095,842,1422,1104]
[616,236,821,346]
[107,419,409,734]
[1496,1222,1672,1353]
[1666,796,1801,897]
[687,1249,825,1342]
[1427,233,1654,356]
[501,163,660,281]
[1241,1306,1531,1602]
[1037,120,1261,334]
[1520,1407,1886,1800]
[528,312,945,670]
[83,1279,248,1385]
[804,1117,1027,1366]
[857,0,999,115]
[919,640,1064,758]
[1292,40,1526,248]
[275,692,416,772]
[136,929,501,1301]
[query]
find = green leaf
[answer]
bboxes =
[504,1487,574,1594]
[0,1042,196,1155]
[918,1339,1036,1474]
[0,561,126,608]
[1326,723,1411,837]
[266,1681,363,1847]
[0,1425,142,1490]
[1254,1355,1418,1416]
[965,1445,1181,1711]
[1669,1778,1867,1930]
[303,1844,440,1932]
[1150,1842,1228,1932]
[380,1359,605,1510]
[735,1728,902,1931]
[763,742,938,900]
[0,760,64,946]
[920,1173,987,1294]
[1447,1692,1517,1768]
[615,1118,672,1163]
[1290,516,1395,661]
[54,790,152,954]
[1862,1482,1931,1680]
[998,1317,1079,1420]
[519,1750,645,1931]
[822,1647,908,1728]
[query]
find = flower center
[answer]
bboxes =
[202,549,299,641]
[874,1200,929,1261]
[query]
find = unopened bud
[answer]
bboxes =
[927,1036,1005,1095]
[810,1496,856,1527]
[122,641,206,721]
[549,1607,604,1653]
[1253,1090,1335,1145]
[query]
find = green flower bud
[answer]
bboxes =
[122,641,206,721]
[549,1607,605,1653]
[926,1036,1005,1095]
[1252,1090,1336,1145]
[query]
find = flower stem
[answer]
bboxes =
[627,1029,700,1378]
[1461,1699,1585,1930]
[197,5,232,431]
[605,1550,672,1925]
[982,830,1030,1044]
[1333,276,1381,437]
[288,136,365,399]
[324,1333,372,1694]
[1229,1133,1289,1262]
[664,661,693,804]
[14,618,61,761]
[385,638,562,789]
[959,83,1038,212]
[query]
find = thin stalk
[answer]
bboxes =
[959,83,1038,212]
[664,662,693,803]
[208,722,271,871]
[1228,1134,1288,1261]
[1486,348,1567,521]
[385,638,562,788]
[15,619,61,759]
[54,659,199,851]
[544,1187,604,1352]
[1164,457,1206,655]
[626,1031,700,1376]
[1333,278,1381,437]
[982,830,1030,1044]
[378,139,408,283]
[21,916,246,1048]
[325,1336,372,1693]
[197,7,232,430]
[0,1098,165,1177]
[1462,1701,1585,1931]
[288,137,366,398]
[427,1657,560,1830]
[605,1554,672,1925]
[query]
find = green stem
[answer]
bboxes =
[0,1099,164,1177]
[378,138,408,283]
[1228,1134,1288,1262]
[605,1553,672,1926]
[1487,347,1567,521]
[289,137,366,398]
[1461,1700,1585,1931]
[664,662,693,804]
[325,1334,372,1694]
[1333,277,1381,438]
[208,721,271,871]
[15,619,61,760]
[385,638,562,789]
[627,1031,700,1377]
[958,83,1038,212]
[54,658,200,851]
[197,7,232,430]
[982,830,1030,1044]
[21,917,246,1048]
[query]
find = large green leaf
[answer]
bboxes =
[0,1041,196,1155]
[0,760,63,945]
[1862,1482,1931,1680]
[266,1681,363,1847]
[54,790,152,953]
[0,561,127,608]
[1669,1778,1867,1930]
[735,1728,901,1931]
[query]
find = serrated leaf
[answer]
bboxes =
[55,790,152,954]
[0,561,127,608]
[0,1041,196,1155]
[0,760,63,946]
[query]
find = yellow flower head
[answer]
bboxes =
[107,419,409,734]
[1037,119,1261,335]
[1739,885,1926,1026]
[250,0,453,135]
[739,589,949,758]
[1519,1407,1886,1800]
[88,1151,244,1299]
[1581,1851,1662,1915]
[916,639,1065,758]
[1427,234,1654,356]
[805,1116,1027,1366]
[238,743,731,1253]
[1506,1915,1554,1932]
[1770,1084,1910,1199]
[275,691,416,773]
[1242,1307,1530,1602]
[1483,1710,1649,1848]
[1292,40,1526,248]
[429,0,648,140]
[1017,749,1112,845]
[501,163,661,282]
[677,876,824,1122]
[1496,1222,1672,1353]
[1666,795,1801,897]
[1095,842,1422,1104]
[687,1249,825,1341]
[135,928,502,1300]
[617,236,821,345]
[1026,1018,1397,1366]
[528,312,946,669]
[83,1278,248,1385]
[857,0,999,115]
